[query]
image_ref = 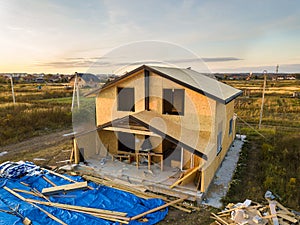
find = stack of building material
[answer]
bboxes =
[211,197,300,225]
[0,161,170,225]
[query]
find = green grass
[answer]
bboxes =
[38,96,73,103]
[222,80,300,210]
[0,83,73,146]
[222,129,300,210]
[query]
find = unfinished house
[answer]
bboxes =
[78,65,242,200]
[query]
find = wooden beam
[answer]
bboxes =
[170,166,200,189]
[74,138,79,164]
[42,168,76,183]
[42,181,88,195]
[42,168,94,190]
[13,188,39,197]
[42,176,57,187]
[3,186,67,225]
[26,198,127,217]
[276,201,294,216]
[103,127,160,137]
[130,198,184,221]
[211,213,229,225]
[269,200,279,225]
[277,213,297,223]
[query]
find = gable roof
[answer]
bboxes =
[100,65,242,104]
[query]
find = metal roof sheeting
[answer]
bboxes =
[147,65,242,104]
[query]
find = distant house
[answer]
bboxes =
[293,92,300,98]
[21,75,36,83]
[69,73,100,88]
[78,65,242,195]
[35,77,45,83]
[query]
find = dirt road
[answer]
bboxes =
[0,129,73,167]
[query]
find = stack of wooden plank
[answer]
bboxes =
[82,174,202,213]
[211,200,300,225]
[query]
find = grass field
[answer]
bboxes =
[223,80,300,210]
[0,83,73,146]
[0,80,299,210]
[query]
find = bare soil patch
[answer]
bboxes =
[0,129,73,167]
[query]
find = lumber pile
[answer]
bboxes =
[211,197,300,225]
[82,174,203,213]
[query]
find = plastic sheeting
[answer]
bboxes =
[0,162,168,225]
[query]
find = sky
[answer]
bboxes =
[0,0,300,74]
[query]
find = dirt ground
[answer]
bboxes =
[0,129,217,224]
[0,129,73,167]
[158,206,216,225]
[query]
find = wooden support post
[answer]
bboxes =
[148,153,151,170]
[73,138,79,164]
[70,147,74,163]
[136,153,139,169]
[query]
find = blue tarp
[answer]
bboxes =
[0,162,168,225]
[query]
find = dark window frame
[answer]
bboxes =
[217,131,222,155]
[117,87,135,112]
[162,89,185,115]
[229,118,233,135]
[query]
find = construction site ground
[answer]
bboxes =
[0,129,216,224]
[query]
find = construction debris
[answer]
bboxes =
[211,193,300,225]
[0,161,171,225]
[41,181,88,195]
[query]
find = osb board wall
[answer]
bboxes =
[98,130,118,155]
[200,100,236,192]
[96,69,216,133]
[148,72,215,133]
[75,131,105,160]
[96,70,145,126]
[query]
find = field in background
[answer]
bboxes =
[0,83,73,146]
[223,80,300,210]
[227,79,300,129]
[0,79,299,210]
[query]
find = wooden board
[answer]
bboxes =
[170,166,200,188]
[42,181,88,195]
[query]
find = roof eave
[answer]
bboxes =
[224,90,243,104]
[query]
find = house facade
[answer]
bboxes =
[95,65,242,193]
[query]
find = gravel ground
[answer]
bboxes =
[202,136,245,208]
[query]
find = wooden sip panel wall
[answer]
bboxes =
[95,67,239,194]
[200,100,236,192]
[96,70,145,126]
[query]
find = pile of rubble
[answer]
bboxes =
[211,192,299,225]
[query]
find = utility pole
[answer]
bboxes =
[259,70,267,129]
[71,72,80,111]
[10,75,16,104]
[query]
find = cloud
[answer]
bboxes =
[38,56,242,69]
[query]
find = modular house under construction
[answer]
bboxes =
[72,64,242,200]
